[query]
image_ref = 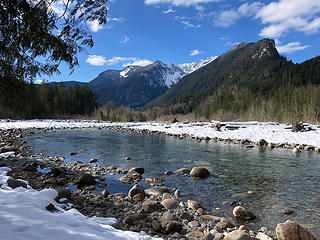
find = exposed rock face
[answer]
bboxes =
[276,220,317,240]
[189,167,210,178]
[224,230,252,240]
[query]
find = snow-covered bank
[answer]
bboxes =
[1,119,320,148]
[129,121,320,148]
[0,119,139,130]
[0,167,161,240]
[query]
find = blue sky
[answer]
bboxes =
[43,0,320,83]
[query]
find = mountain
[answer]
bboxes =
[178,56,217,75]
[87,58,215,107]
[147,38,288,107]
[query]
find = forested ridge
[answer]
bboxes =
[148,55,320,123]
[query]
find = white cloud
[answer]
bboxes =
[190,49,203,56]
[174,16,202,28]
[276,41,309,54]
[86,55,107,66]
[107,17,125,23]
[214,2,262,27]
[123,59,153,67]
[145,0,221,7]
[87,20,105,32]
[213,9,240,27]
[106,57,153,67]
[256,0,320,38]
[120,35,130,44]
[163,8,175,14]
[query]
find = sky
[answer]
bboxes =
[42,0,320,83]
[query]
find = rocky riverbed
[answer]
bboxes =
[0,128,318,240]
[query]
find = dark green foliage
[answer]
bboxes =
[0,0,107,119]
[147,41,320,123]
[0,83,97,119]
[0,0,107,84]
[96,102,147,122]
[147,39,287,108]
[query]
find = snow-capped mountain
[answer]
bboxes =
[87,56,217,107]
[120,65,142,78]
[178,56,218,75]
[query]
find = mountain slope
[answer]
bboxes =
[147,38,288,107]
[88,58,215,107]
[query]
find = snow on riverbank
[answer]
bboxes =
[1,119,320,148]
[0,167,161,240]
[129,121,320,148]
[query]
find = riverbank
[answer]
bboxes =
[1,119,320,152]
[0,120,319,240]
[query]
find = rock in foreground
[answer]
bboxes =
[190,167,210,178]
[276,220,316,240]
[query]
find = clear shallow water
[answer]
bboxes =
[27,129,320,237]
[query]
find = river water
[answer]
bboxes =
[27,129,320,237]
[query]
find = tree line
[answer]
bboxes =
[0,82,97,119]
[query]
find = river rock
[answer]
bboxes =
[133,193,144,201]
[161,198,179,210]
[57,187,71,199]
[89,158,98,163]
[128,167,144,175]
[161,211,178,227]
[7,178,27,189]
[233,206,256,220]
[292,148,301,153]
[276,220,316,240]
[51,167,65,177]
[128,184,145,199]
[119,176,133,184]
[142,200,160,213]
[102,190,109,197]
[187,200,202,210]
[151,219,162,231]
[175,168,190,175]
[190,167,210,178]
[256,232,273,240]
[224,230,252,240]
[122,214,138,226]
[77,173,96,186]
[0,146,18,153]
[257,139,268,146]
[203,232,215,240]
[24,164,37,172]
[200,215,221,223]
[283,209,294,214]
[145,186,170,196]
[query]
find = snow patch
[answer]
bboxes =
[0,167,162,240]
[178,56,217,75]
